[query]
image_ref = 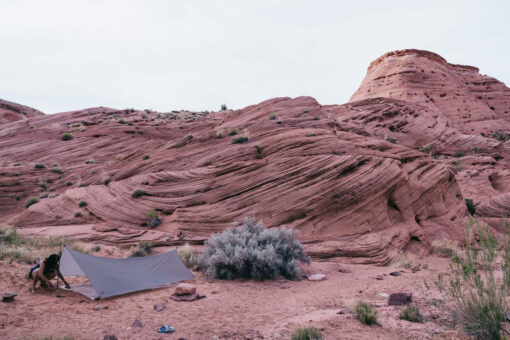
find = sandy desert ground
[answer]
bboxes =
[0,244,465,340]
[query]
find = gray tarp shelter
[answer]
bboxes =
[60,247,194,299]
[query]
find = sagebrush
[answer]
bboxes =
[199,218,309,280]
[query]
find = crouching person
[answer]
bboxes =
[29,254,70,293]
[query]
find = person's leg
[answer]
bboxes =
[31,269,40,292]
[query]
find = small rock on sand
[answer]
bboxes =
[307,274,327,281]
[389,271,401,276]
[132,319,143,328]
[375,275,383,280]
[175,283,196,296]
[154,303,167,312]
[93,305,109,310]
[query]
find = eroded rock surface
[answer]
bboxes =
[1,49,509,263]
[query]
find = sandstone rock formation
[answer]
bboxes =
[0,98,44,124]
[1,49,509,264]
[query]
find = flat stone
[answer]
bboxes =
[375,275,384,280]
[307,274,327,281]
[154,303,167,311]
[93,305,108,310]
[175,283,196,296]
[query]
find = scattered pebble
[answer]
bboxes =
[154,303,167,312]
[307,274,327,281]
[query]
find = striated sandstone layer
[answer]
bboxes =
[1,49,510,263]
[0,97,465,264]
[350,49,510,234]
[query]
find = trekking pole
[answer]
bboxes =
[56,243,62,290]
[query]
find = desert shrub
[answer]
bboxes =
[78,201,87,208]
[61,133,73,141]
[228,129,238,136]
[51,168,62,174]
[436,218,510,339]
[215,131,224,139]
[354,301,378,325]
[491,130,510,142]
[399,304,422,322]
[178,243,198,268]
[142,154,150,160]
[454,151,465,158]
[132,189,147,198]
[465,198,476,215]
[232,136,249,144]
[25,197,39,208]
[291,326,323,340]
[34,163,45,169]
[129,241,153,257]
[65,181,72,186]
[199,218,309,280]
[39,336,75,340]
[269,114,276,120]
[220,104,227,111]
[147,210,162,228]
[431,239,460,258]
[74,211,82,218]
[393,251,414,268]
[103,177,111,185]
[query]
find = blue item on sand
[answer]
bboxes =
[157,325,175,334]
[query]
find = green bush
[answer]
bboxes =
[65,181,72,186]
[199,218,309,280]
[436,218,510,339]
[61,133,73,141]
[399,304,422,322]
[78,201,87,208]
[354,301,378,325]
[25,197,39,208]
[132,189,147,198]
[103,177,111,185]
[74,211,82,218]
[34,163,45,169]
[291,326,323,340]
[142,154,150,160]
[231,136,249,144]
[220,104,227,111]
[228,129,238,136]
[465,198,476,215]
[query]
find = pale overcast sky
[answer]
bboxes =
[0,0,508,113]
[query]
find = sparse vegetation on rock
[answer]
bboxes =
[61,133,73,141]
[129,241,153,258]
[132,189,147,198]
[465,198,476,215]
[78,201,87,208]
[25,197,39,208]
[232,136,249,144]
